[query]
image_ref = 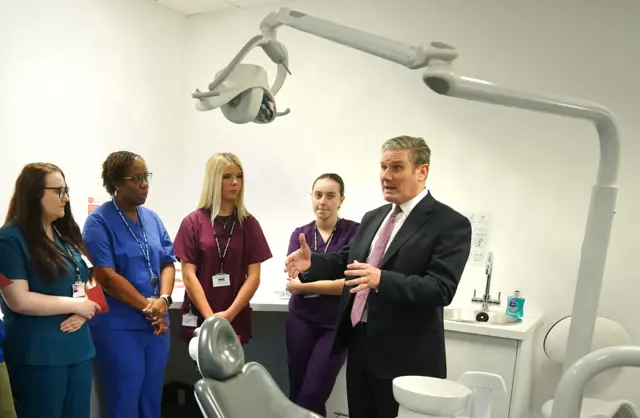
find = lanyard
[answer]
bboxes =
[313,220,338,253]
[213,213,236,273]
[53,225,81,281]
[113,201,159,296]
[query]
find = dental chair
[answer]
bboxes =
[188,315,323,418]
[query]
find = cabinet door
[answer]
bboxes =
[445,331,518,418]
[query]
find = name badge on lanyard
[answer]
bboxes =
[113,201,160,296]
[213,215,236,289]
[182,305,198,327]
[304,220,339,299]
[54,226,85,299]
[73,281,86,298]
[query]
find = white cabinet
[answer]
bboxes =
[444,331,517,418]
[325,325,539,418]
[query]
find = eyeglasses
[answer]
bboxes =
[44,187,70,198]
[123,173,153,184]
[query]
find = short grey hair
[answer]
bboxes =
[381,135,431,166]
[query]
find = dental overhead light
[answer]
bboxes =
[193,8,623,417]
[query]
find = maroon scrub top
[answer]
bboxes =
[173,208,272,342]
[287,219,360,328]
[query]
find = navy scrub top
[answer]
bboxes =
[0,222,95,366]
[0,319,5,363]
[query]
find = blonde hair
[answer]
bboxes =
[197,152,249,224]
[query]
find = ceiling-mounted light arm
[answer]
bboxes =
[259,8,459,69]
[422,66,620,185]
[421,62,620,415]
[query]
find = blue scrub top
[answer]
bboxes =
[0,222,95,366]
[82,201,176,330]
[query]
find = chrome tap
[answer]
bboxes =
[472,251,501,312]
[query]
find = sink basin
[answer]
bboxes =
[444,309,521,325]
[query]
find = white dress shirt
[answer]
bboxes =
[361,187,430,321]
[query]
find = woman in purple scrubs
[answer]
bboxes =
[285,173,359,417]
[173,152,272,344]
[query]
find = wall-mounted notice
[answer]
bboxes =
[462,212,492,265]
[88,197,109,215]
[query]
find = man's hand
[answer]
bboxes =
[344,260,382,293]
[284,234,311,279]
[60,314,88,333]
[286,277,302,295]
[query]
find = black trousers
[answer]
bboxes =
[346,323,399,418]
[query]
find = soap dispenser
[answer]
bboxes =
[505,290,525,318]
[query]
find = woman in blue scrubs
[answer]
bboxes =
[0,163,100,418]
[82,151,176,418]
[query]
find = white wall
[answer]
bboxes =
[0,0,187,235]
[182,0,640,414]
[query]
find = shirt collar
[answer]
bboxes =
[396,187,429,217]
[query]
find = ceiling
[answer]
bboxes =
[154,0,291,15]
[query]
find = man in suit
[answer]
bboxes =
[285,135,472,418]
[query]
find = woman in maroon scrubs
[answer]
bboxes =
[173,153,272,343]
[285,173,359,416]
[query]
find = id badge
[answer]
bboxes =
[182,313,198,327]
[72,281,86,298]
[212,273,231,288]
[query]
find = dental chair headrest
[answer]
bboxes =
[195,316,245,380]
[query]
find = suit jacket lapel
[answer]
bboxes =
[379,193,435,267]
[356,205,391,262]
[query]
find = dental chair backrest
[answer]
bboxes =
[193,315,323,418]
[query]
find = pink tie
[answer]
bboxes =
[350,205,402,326]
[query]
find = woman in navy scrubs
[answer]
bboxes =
[285,173,359,416]
[173,152,272,344]
[0,316,16,418]
[0,163,99,418]
[82,151,176,418]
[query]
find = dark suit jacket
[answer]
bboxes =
[303,192,472,380]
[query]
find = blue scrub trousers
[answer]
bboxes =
[6,359,92,418]
[92,328,170,418]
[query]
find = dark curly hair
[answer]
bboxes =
[102,151,141,196]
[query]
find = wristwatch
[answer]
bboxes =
[160,294,173,308]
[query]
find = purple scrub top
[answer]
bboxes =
[287,219,359,328]
[173,209,272,343]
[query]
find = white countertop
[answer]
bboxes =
[170,285,543,341]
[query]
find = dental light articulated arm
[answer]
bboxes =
[254,8,622,376]
[258,8,459,69]
[191,7,460,121]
